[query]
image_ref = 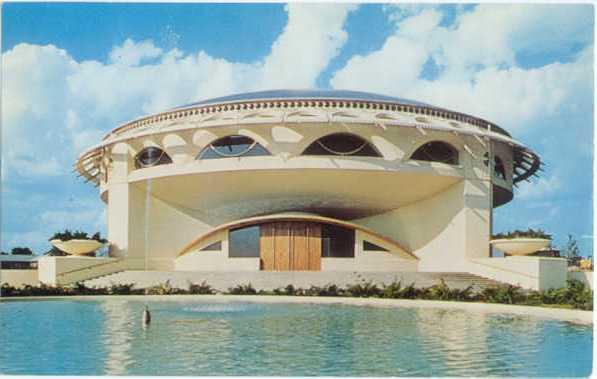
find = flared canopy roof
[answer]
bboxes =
[173,89,435,110]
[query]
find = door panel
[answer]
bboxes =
[307,223,322,271]
[292,222,309,271]
[274,222,291,271]
[260,223,275,270]
[260,221,322,271]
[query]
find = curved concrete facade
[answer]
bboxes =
[75,89,541,273]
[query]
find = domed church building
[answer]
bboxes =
[69,90,557,288]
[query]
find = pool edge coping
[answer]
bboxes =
[1,294,593,325]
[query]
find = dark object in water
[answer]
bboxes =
[142,306,151,326]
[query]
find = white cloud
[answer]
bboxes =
[331,9,441,95]
[1,3,356,183]
[260,3,356,88]
[330,4,593,133]
[109,38,162,66]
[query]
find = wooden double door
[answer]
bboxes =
[260,222,322,271]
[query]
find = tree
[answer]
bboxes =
[11,247,33,255]
[562,234,581,267]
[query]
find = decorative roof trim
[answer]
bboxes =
[104,98,511,142]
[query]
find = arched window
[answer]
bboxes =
[302,133,381,157]
[198,135,270,159]
[410,141,459,165]
[134,147,172,169]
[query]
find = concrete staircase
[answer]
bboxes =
[56,258,128,286]
[84,271,502,292]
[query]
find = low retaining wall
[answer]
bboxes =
[568,271,594,289]
[467,256,568,290]
[85,271,488,291]
[0,269,39,286]
[38,256,123,285]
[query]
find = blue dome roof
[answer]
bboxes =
[173,89,435,110]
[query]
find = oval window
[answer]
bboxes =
[134,147,172,169]
[198,135,270,159]
[302,133,381,157]
[411,141,459,165]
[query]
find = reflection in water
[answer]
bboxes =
[100,300,135,375]
[0,299,592,376]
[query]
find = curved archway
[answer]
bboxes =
[177,214,416,262]
[302,133,381,157]
[134,147,173,169]
[197,135,270,159]
[410,141,459,165]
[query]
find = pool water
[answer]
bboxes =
[0,298,592,376]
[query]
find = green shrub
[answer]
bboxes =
[381,280,403,299]
[146,280,185,295]
[345,280,381,297]
[227,283,257,295]
[1,283,18,296]
[480,284,524,304]
[305,284,342,297]
[70,282,107,296]
[381,281,420,299]
[107,283,137,295]
[492,228,551,240]
[0,277,592,311]
[188,281,216,295]
[564,279,593,310]
[282,284,298,296]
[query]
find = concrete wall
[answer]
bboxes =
[354,133,493,273]
[103,119,514,274]
[174,230,261,271]
[0,269,39,286]
[126,184,211,271]
[38,256,120,285]
[467,256,568,290]
[174,228,418,272]
[321,230,418,271]
[568,271,594,289]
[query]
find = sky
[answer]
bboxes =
[1,2,594,256]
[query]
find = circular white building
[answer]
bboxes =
[76,89,540,273]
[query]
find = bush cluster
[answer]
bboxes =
[492,228,551,240]
[49,230,108,243]
[0,279,592,311]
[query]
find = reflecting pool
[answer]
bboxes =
[0,298,592,376]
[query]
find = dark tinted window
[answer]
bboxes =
[200,241,222,251]
[0,261,37,269]
[229,225,260,258]
[411,141,458,165]
[483,153,507,180]
[363,241,389,252]
[199,135,270,159]
[302,133,381,157]
[322,224,355,258]
[494,156,507,180]
[134,147,173,169]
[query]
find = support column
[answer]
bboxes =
[462,136,492,261]
[107,143,130,258]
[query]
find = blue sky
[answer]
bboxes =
[1,3,594,256]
